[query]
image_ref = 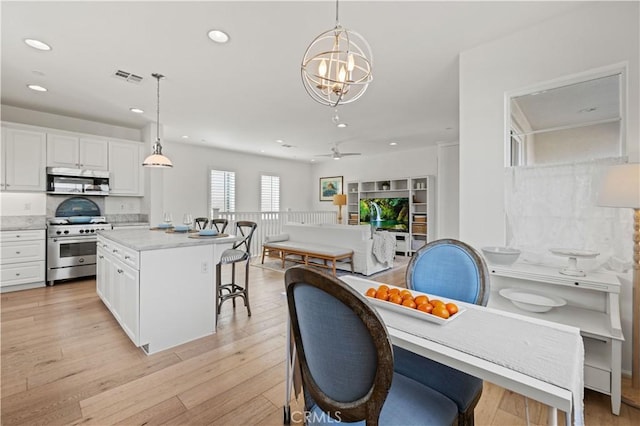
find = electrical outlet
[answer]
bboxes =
[201,262,208,273]
[24,203,31,211]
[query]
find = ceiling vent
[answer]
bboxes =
[282,144,295,148]
[113,70,143,84]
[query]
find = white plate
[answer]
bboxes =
[499,288,566,313]
[365,287,466,325]
[549,248,599,258]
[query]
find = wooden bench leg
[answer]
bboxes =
[332,258,337,276]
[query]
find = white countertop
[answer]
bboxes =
[97,228,240,251]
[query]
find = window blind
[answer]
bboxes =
[210,169,235,212]
[260,175,280,212]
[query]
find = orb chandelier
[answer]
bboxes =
[301,0,373,107]
[142,73,173,168]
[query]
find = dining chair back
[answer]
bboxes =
[396,238,489,426]
[210,218,228,233]
[194,217,209,230]
[215,221,257,318]
[285,266,458,426]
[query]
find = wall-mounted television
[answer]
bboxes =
[359,197,409,231]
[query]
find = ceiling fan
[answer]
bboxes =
[316,144,362,160]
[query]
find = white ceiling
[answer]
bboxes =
[1,1,587,162]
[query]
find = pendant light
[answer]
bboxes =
[301,0,373,107]
[142,73,173,168]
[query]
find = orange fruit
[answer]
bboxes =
[432,305,450,319]
[377,284,390,293]
[365,288,376,298]
[417,303,433,314]
[401,298,417,309]
[389,294,403,305]
[375,290,389,301]
[414,295,429,306]
[446,303,459,315]
[388,288,400,295]
[430,299,445,308]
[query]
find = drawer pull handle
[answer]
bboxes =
[112,249,118,253]
[15,273,20,276]
[15,235,20,238]
[117,268,123,274]
[98,255,104,259]
[15,251,21,254]
[124,255,131,260]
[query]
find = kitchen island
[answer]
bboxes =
[96,228,239,355]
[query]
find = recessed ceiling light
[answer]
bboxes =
[389,142,398,146]
[27,84,47,92]
[337,123,348,128]
[129,107,144,114]
[275,139,284,144]
[24,38,51,51]
[208,30,230,44]
[181,135,189,139]
[260,149,265,153]
[310,159,316,162]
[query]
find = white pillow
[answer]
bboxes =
[265,233,289,243]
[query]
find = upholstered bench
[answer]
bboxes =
[261,238,354,276]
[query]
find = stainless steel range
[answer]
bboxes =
[47,197,112,285]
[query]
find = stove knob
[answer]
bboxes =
[90,229,95,233]
[63,230,69,235]
[79,229,84,233]
[56,230,62,235]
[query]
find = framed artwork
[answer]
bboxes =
[319,176,343,201]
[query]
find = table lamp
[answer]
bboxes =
[333,194,347,224]
[598,162,640,407]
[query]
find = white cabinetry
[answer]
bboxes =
[1,127,46,191]
[108,140,144,196]
[346,176,435,255]
[96,237,140,345]
[47,133,108,170]
[0,230,46,292]
[487,263,622,415]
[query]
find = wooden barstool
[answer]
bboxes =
[216,221,257,317]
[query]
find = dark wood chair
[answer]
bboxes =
[210,218,228,233]
[285,266,458,426]
[194,217,209,230]
[216,221,257,317]
[395,238,490,426]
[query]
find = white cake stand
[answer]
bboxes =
[549,248,599,277]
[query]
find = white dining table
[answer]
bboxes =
[340,276,584,426]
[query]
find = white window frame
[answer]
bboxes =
[260,174,280,212]
[210,169,236,213]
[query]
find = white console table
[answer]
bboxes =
[487,263,623,415]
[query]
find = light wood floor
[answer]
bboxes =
[1,260,639,425]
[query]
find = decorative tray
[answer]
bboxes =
[165,228,198,234]
[188,233,229,239]
[364,284,465,325]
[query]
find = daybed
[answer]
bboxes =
[261,223,394,276]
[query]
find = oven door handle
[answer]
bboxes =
[51,237,97,244]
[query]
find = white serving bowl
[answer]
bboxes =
[499,288,566,313]
[481,247,521,266]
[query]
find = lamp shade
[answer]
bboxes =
[333,194,347,206]
[142,152,173,168]
[598,163,640,208]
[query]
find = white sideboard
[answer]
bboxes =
[487,263,622,415]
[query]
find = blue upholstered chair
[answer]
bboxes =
[394,238,489,426]
[216,221,257,317]
[285,266,459,426]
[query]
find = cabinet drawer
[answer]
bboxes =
[0,229,45,242]
[0,260,45,287]
[1,240,45,264]
[106,240,139,270]
[585,365,611,393]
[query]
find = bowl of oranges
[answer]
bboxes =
[364,284,464,324]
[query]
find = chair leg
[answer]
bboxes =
[244,259,251,316]
[215,263,222,316]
